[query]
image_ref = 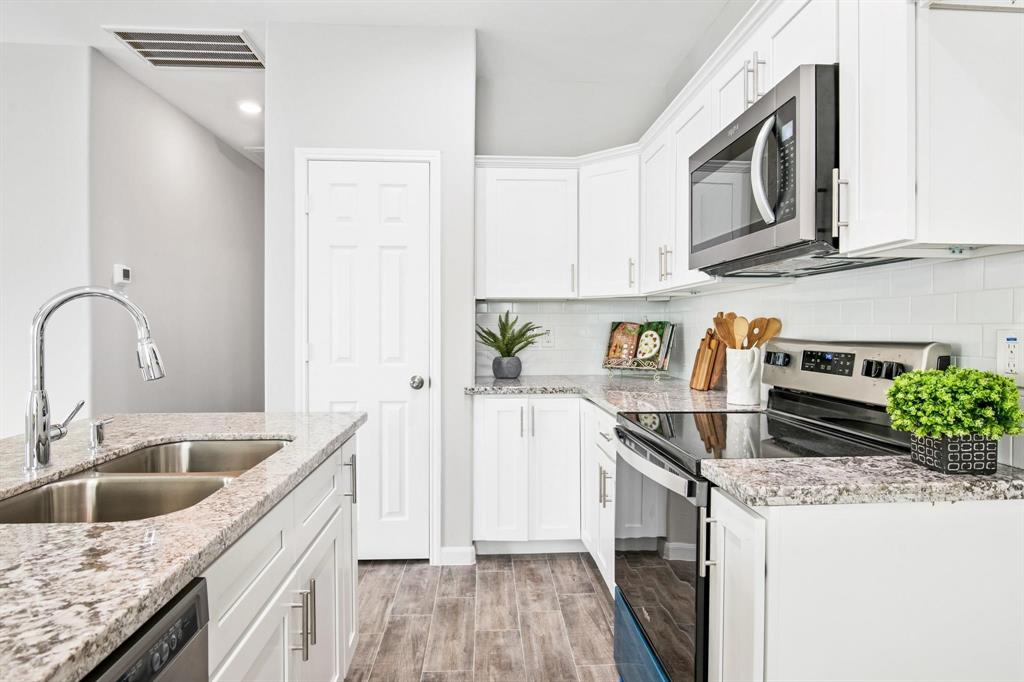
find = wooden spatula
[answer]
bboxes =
[713,315,734,349]
[732,317,749,349]
[746,317,769,348]
[758,317,783,347]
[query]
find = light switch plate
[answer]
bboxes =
[996,328,1024,387]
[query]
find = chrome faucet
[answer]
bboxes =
[26,286,165,471]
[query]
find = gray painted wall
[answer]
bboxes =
[0,43,93,437]
[264,24,477,550]
[88,52,264,414]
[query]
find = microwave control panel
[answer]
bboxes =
[774,98,797,223]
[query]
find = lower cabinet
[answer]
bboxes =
[581,400,617,592]
[473,396,580,542]
[707,488,766,682]
[206,439,358,682]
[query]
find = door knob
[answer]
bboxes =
[409,375,425,390]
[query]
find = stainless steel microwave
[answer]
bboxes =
[688,63,899,277]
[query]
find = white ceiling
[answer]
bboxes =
[0,0,740,156]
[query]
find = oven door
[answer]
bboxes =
[614,427,709,682]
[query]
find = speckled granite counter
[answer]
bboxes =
[702,455,1024,507]
[0,412,365,682]
[466,374,764,414]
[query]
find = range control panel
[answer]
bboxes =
[801,350,856,376]
[763,338,952,406]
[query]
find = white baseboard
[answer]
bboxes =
[475,539,587,555]
[436,545,476,565]
[660,540,696,561]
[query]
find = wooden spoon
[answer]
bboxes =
[732,317,749,350]
[746,317,769,348]
[725,311,737,321]
[758,317,783,347]
[713,315,734,349]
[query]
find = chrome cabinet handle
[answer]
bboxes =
[520,406,524,438]
[410,375,425,390]
[344,453,358,504]
[745,59,753,106]
[530,405,536,437]
[308,579,317,645]
[699,508,718,578]
[831,168,850,238]
[752,50,767,98]
[663,247,673,279]
[657,246,665,281]
[628,257,636,288]
[598,467,605,505]
[290,590,311,661]
[598,431,613,442]
[570,263,576,293]
[750,115,777,225]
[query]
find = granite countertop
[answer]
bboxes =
[702,456,1024,507]
[0,412,366,682]
[466,374,764,414]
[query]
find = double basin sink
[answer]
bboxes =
[0,440,287,524]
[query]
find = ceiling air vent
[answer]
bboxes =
[107,28,264,69]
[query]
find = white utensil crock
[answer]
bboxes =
[726,347,762,405]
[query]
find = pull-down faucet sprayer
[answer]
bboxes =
[25,286,165,471]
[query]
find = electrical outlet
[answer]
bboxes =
[540,329,555,348]
[996,328,1024,387]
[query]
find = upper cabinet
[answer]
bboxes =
[475,166,578,299]
[578,154,640,297]
[639,132,674,293]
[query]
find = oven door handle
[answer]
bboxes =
[615,433,701,501]
[750,114,777,225]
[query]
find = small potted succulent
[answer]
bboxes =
[886,367,1023,475]
[476,311,546,379]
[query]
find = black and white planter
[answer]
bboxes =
[909,434,998,475]
[492,356,522,379]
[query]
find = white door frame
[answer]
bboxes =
[294,148,443,565]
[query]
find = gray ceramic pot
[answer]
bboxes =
[492,356,522,379]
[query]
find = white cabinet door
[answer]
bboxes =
[340,449,358,675]
[595,449,616,592]
[756,0,838,90]
[473,397,529,541]
[712,47,755,131]
[580,403,600,556]
[295,511,343,682]
[639,131,675,293]
[477,167,579,299]
[669,85,716,290]
[212,578,298,682]
[837,0,917,254]
[707,489,766,682]
[528,397,582,541]
[578,154,640,297]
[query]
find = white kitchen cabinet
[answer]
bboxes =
[206,441,358,682]
[528,398,582,540]
[473,397,530,541]
[711,45,756,131]
[474,396,581,543]
[755,0,837,90]
[707,489,766,682]
[578,154,640,297]
[639,131,675,293]
[595,448,616,591]
[581,400,617,592]
[669,85,716,290]
[475,166,578,299]
[839,0,1024,257]
[580,403,600,557]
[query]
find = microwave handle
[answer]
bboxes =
[751,114,776,225]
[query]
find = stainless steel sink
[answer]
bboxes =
[0,474,234,524]
[93,440,287,475]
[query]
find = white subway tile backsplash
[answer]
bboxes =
[873,298,911,324]
[841,300,873,324]
[955,289,1014,324]
[910,293,956,324]
[983,252,1024,290]
[1015,289,1024,323]
[933,259,984,294]
[890,325,934,343]
[932,325,984,357]
[890,265,933,296]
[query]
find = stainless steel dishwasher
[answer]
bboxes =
[85,578,209,682]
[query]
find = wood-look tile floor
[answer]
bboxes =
[346,553,616,682]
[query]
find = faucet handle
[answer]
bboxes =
[48,400,85,442]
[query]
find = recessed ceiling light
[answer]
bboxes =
[238,100,262,115]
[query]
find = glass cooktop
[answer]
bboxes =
[617,391,909,476]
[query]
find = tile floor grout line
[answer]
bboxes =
[512,557,530,681]
[550,557,583,682]
[418,563,444,676]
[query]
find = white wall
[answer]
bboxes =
[0,43,92,437]
[88,52,264,414]
[264,23,477,549]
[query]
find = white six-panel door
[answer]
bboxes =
[306,159,431,559]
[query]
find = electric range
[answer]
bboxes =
[611,338,952,682]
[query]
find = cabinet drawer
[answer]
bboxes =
[293,449,343,551]
[205,495,294,672]
[590,403,618,457]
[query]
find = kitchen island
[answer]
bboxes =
[0,412,365,682]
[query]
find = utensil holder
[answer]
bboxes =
[726,348,762,405]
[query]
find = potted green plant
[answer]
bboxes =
[476,311,546,379]
[886,367,1023,475]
